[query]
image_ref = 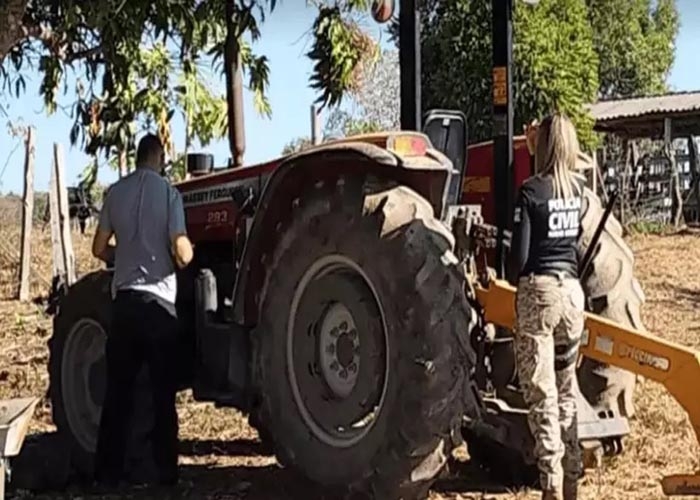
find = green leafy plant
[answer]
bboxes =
[0,0,383,169]
[411,0,678,151]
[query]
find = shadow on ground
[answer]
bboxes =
[7,432,512,500]
[179,438,267,458]
[433,459,516,496]
[671,285,700,303]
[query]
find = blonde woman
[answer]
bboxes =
[508,113,585,500]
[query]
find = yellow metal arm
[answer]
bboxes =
[474,278,700,496]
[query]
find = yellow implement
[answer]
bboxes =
[474,278,700,496]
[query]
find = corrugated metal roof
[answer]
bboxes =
[588,91,700,122]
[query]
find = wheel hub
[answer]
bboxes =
[319,302,360,399]
[287,254,389,448]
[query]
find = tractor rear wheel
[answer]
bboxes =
[576,187,644,419]
[48,271,155,480]
[251,179,476,499]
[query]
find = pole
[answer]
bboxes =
[399,0,421,131]
[18,127,35,302]
[53,143,76,286]
[492,0,514,278]
[311,105,321,145]
[225,0,246,167]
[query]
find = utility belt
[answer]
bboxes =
[519,269,578,285]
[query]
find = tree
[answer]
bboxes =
[324,48,399,138]
[414,0,678,149]
[281,136,314,155]
[0,0,382,166]
[0,0,36,62]
[586,0,679,99]
[513,0,600,147]
[0,0,269,169]
[418,0,599,148]
[77,158,106,206]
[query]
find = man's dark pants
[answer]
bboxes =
[94,290,180,485]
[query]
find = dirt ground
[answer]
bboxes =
[1,198,700,499]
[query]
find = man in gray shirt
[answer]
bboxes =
[91,134,193,487]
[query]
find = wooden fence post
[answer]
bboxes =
[18,127,36,302]
[49,168,65,282]
[52,143,76,286]
[666,118,684,227]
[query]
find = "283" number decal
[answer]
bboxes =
[206,210,229,224]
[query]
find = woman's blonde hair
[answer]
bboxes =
[534,113,583,200]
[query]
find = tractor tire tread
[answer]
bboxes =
[251,178,477,500]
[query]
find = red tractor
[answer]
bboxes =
[47,128,642,499]
[46,1,644,498]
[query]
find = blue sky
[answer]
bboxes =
[0,0,698,195]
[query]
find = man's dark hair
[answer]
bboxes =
[136,134,164,167]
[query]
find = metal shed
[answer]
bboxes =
[588,91,700,139]
[586,91,700,226]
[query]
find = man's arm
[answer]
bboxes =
[169,189,193,269]
[507,189,531,286]
[92,230,116,264]
[92,190,115,264]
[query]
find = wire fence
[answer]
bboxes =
[0,194,97,302]
[598,138,700,229]
[0,196,53,301]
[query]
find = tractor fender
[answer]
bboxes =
[231,141,452,326]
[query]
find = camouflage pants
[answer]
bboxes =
[514,273,585,492]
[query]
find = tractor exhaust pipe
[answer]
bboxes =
[398,0,421,131]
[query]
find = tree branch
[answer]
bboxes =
[65,45,103,63]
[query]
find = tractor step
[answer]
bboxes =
[577,413,629,442]
[480,394,630,443]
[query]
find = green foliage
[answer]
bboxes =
[626,219,669,235]
[166,154,188,182]
[281,136,314,155]
[324,109,382,138]
[323,49,399,138]
[587,0,679,99]
[78,158,106,205]
[33,192,49,223]
[1,0,381,167]
[307,2,380,108]
[514,0,599,149]
[418,0,678,151]
[282,115,380,155]
[344,118,381,135]
[420,0,599,150]
[0,0,269,166]
[412,0,490,139]
[175,61,228,150]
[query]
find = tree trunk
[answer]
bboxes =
[0,0,31,62]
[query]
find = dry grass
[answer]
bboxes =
[1,196,700,499]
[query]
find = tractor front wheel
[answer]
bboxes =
[252,179,476,499]
[48,271,155,480]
